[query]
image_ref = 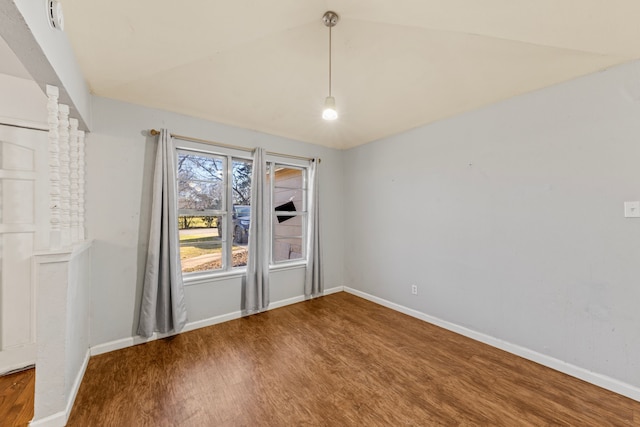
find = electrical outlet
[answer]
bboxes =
[411,284,418,295]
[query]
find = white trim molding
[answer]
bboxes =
[321,285,343,296]
[29,349,90,427]
[343,287,640,403]
[91,285,345,356]
[0,117,48,132]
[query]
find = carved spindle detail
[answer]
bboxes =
[69,118,79,243]
[46,85,61,249]
[58,104,71,247]
[78,130,86,240]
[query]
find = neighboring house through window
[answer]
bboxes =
[270,164,307,263]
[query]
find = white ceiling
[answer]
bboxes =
[59,0,640,149]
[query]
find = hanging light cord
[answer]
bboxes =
[328,24,332,97]
[321,11,339,120]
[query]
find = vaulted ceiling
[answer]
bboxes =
[60,1,640,149]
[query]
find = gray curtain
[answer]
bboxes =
[305,159,323,297]
[138,129,188,337]
[245,147,270,313]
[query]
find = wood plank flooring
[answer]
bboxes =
[65,292,639,426]
[0,368,34,426]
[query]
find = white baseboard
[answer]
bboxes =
[91,285,345,357]
[28,412,65,427]
[269,295,305,310]
[343,287,640,403]
[90,309,244,356]
[29,349,91,427]
[323,286,344,296]
[64,349,91,423]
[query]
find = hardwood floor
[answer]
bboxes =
[0,368,34,426]
[65,292,639,426]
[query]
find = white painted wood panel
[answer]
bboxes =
[3,233,33,348]
[0,74,48,131]
[4,179,34,223]
[0,124,47,374]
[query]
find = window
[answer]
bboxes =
[177,149,252,274]
[269,164,307,264]
[176,141,310,277]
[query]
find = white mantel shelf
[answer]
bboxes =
[33,239,93,262]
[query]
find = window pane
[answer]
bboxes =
[178,153,225,211]
[273,236,303,262]
[232,245,248,268]
[273,214,303,234]
[179,215,224,273]
[272,164,306,263]
[232,159,252,206]
[273,167,304,208]
[230,159,252,269]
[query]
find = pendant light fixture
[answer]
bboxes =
[322,11,339,121]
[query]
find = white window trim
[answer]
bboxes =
[176,140,312,279]
[183,260,307,287]
[268,161,309,266]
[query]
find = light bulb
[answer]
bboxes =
[322,96,338,120]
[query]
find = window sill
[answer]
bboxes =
[270,260,307,272]
[183,261,307,286]
[183,269,246,286]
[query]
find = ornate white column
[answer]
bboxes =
[58,104,71,247]
[47,85,61,249]
[78,130,86,240]
[69,118,79,243]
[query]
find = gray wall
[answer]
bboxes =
[344,60,640,388]
[87,97,345,347]
[86,58,640,391]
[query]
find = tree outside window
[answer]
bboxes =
[177,151,252,273]
[176,146,310,278]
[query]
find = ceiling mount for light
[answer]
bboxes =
[322,11,339,121]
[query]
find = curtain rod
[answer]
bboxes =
[149,129,319,163]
